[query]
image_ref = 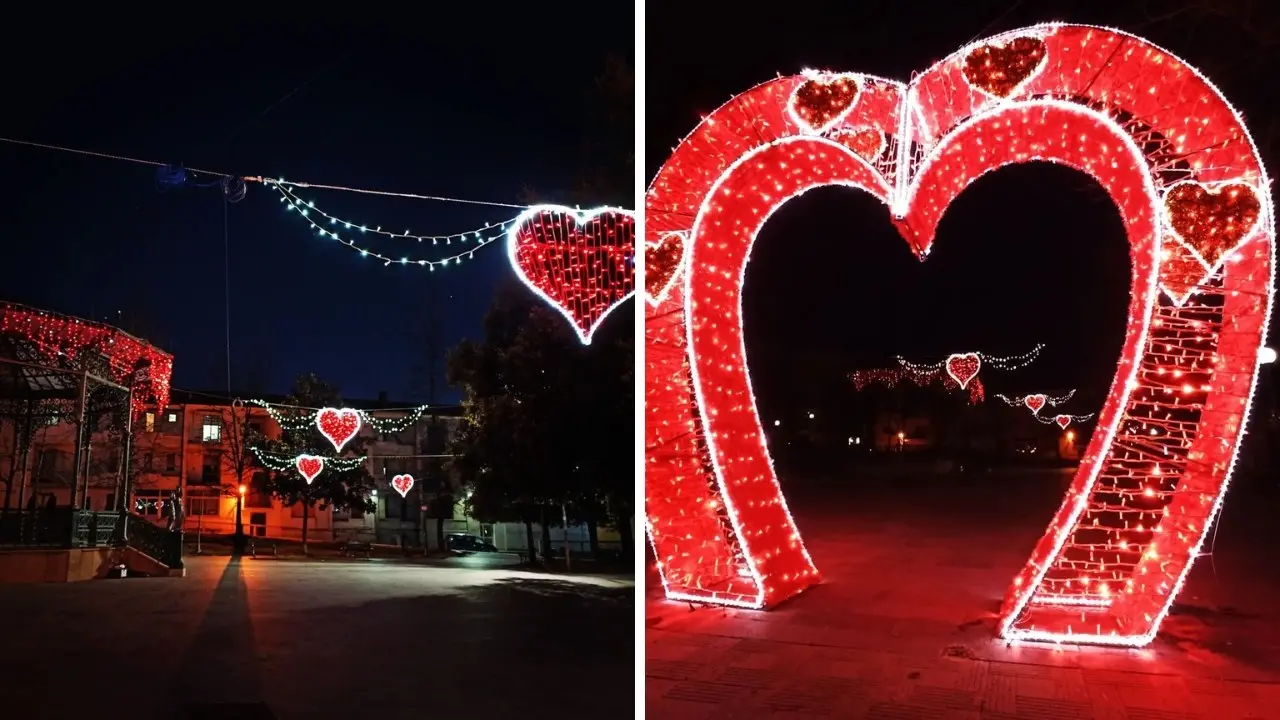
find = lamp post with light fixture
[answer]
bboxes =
[233,483,246,555]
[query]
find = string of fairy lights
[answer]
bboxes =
[0,136,637,346]
[271,181,513,269]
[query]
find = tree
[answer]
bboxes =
[258,374,376,554]
[220,399,263,548]
[447,55,636,565]
[448,280,634,564]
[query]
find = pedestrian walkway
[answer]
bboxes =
[645,474,1280,718]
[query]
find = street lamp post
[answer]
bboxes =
[234,483,246,555]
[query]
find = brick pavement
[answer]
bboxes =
[645,471,1280,718]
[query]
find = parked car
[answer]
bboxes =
[446,533,499,553]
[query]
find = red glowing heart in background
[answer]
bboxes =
[317,408,361,453]
[508,207,635,344]
[391,474,415,498]
[945,353,982,389]
[1024,394,1047,414]
[789,73,860,133]
[296,455,324,484]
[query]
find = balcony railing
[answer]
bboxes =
[0,508,183,569]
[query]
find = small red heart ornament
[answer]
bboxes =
[296,455,324,484]
[962,36,1047,97]
[508,206,635,344]
[788,72,860,134]
[1163,181,1262,269]
[829,127,884,162]
[1024,394,1047,414]
[391,474,414,498]
[645,232,687,306]
[1054,414,1072,429]
[317,407,361,453]
[945,353,982,389]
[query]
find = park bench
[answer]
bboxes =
[341,541,373,558]
[249,540,276,558]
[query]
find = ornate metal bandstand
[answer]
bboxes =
[0,302,181,570]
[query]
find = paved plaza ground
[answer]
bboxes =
[0,554,634,718]
[646,468,1280,719]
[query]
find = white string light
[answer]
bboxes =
[897,343,1045,372]
[273,183,508,269]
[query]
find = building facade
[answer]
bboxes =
[1,391,619,554]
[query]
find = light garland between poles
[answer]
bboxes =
[897,344,1045,389]
[247,399,431,435]
[272,182,509,269]
[995,390,1076,415]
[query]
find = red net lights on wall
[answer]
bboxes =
[644,24,1274,646]
[0,302,174,415]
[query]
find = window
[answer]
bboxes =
[200,453,220,485]
[247,473,272,508]
[248,422,263,436]
[168,412,178,423]
[144,413,155,433]
[201,415,222,442]
[165,454,178,473]
[383,486,420,522]
[187,488,220,516]
[290,502,317,519]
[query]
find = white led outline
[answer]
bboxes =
[295,454,325,485]
[643,231,689,307]
[316,407,363,454]
[684,135,890,608]
[649,24,1275,643]
[390,473,415,498]
[785,70,864,135]
[504,204,637,346]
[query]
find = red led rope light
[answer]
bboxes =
[644,24,1274,647]
[0,302,174,415]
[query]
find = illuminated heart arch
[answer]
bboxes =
[643,24,1274,647]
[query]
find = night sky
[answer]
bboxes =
[0,11,632,404]
[647,0,1280,428]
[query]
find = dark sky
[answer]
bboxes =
[0,10,632,404]
[646,0,1280,425]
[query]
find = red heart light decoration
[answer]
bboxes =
[391,474,414,498]
[945,353,982,389]
[645,25,1274,651]
[644,231,687,306]
[829,127,884,162]
[962,36,1047,97]
[1054,414,1072,429]
[1163,181,1262,271]
[1024,394,1047,414]
[788,71,860,134]
[316,407,361,453]
[507,205,636,345]
[296,454,324,485]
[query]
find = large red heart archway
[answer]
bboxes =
[644,24,1274,647]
